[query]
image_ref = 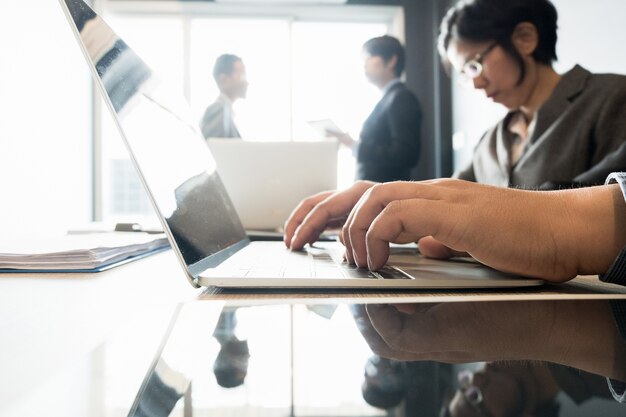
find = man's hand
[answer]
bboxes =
[342,179,625,281]
[283,181,376,250]
[352,300,623,379]
[285,176,626,281]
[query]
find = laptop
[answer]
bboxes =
[59,0,543,289]
[206,139,338,231]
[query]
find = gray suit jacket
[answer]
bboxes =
[454,65,626,189]
[199,95,241,139]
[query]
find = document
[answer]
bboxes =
[0,232,170,272]
[307,119,345,137]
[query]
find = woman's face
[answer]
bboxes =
[446,39,534,110]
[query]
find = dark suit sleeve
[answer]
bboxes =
[356,89,421,169]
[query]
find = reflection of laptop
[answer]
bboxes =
[59,0,543,289]
[206,139,338,231]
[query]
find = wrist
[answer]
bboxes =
[571,184,626,275]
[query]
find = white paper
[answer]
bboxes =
[0,232,169,270]
[307,119,344,137]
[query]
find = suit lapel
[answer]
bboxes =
[530,65,590,146]
[511,65,590,170]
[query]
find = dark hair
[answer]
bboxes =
[438,0,558,82]
[361,379,406,410]
[212,339,250,388]
[363,35,406,77]
[212,53,242,82]
[361,355,406,410]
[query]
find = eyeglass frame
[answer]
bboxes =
[456,369,495,417]
[458,42,499,82]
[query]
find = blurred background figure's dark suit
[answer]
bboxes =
[355,79,421,182]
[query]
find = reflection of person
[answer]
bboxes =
[132,358,190,417]
[351,300,626,405]
[353,301,626,380]
[440,0,626,189]
[361,354,406,410]
[326,35,421,182]
[284,173,626,284]
[199,54,248,139]
[212,306,250,388]
[444,362,616,417]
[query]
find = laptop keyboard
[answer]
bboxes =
[214,242,410,280]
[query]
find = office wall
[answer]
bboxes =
[0,0,92,233]
[552,0,626,74]
[451,0,626,172]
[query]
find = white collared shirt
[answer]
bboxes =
[381,78,401,96]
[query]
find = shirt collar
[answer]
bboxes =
[381,78,402,96]
[217,93,234,107]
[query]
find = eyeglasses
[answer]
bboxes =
[457,370,493,417]
[458,42,498,83]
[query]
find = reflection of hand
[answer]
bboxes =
[355,302,554,364]
[355,301,625,381]
[283,181,376,250]
[341,178,625,282]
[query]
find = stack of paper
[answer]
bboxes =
[0,232,170,272]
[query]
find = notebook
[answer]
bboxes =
[58,0,543,289]
[206,139,338,232]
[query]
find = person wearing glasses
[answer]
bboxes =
[440,0,626,189]
[283,0,626,285]
[350,300,626,414]
[443,363,617,417]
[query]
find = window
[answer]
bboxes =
[0,0,92,233]
[98,3,399,223]
[189,18,292,140]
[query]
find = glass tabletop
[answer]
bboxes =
[124,298,626,417]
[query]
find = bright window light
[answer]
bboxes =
[189,18,292,141]
[97,11,392,222]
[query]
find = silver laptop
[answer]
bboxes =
[207,139,338,231]
[59,0,543,289]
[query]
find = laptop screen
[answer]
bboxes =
[61,0,249,279]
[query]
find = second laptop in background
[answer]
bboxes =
[207,139,338,232]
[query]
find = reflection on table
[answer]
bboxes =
[128,299,626,417]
